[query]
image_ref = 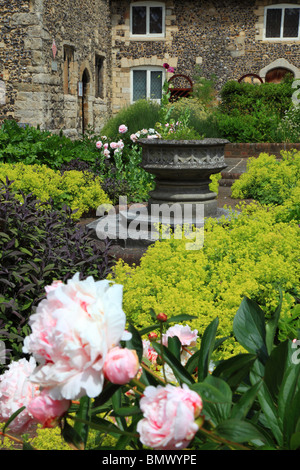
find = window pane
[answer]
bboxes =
[150,71,162,99]
[133,70,147,101]
[283,8,300,37]
[266,9,282,38]
[149,7,163,34]
[132,6,147,34]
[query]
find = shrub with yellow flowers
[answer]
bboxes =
[0,163,111,219]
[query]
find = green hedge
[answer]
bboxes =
[219,78,293,117]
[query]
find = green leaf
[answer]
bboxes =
[213,353,257,390]
[290,431,300,450]
[216,419,269,445]
[233,297,269,364]
[265,290,282,354]
[3,406,26,435]
[61,419,85,450]
[92,382,121,408]
[250,370,283,447]
[264,340,289,402]
[165,314,197,325]
[198,317,219,382]
[230,380,262,420]
[126,322,143,362]
[151,341,195,385]
[73,396,91,449]
[191,375,232,425]
[167,335,181,361]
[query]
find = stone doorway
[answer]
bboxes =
[265,67,294,83]
[81,68,90,134]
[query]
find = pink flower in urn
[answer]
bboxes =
[118,124,128,134]
[103,347,139,384]
[137,383,202,450]
[27,389,70,429]
[130,133,138,142]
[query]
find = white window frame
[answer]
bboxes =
[130,66,165,103]
[263,4,300,41]
[130,1,165,38]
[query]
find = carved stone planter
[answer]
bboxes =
[138,138,229,219]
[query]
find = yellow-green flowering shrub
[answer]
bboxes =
[0,163,111,219]
[110,203,299,359]
[231,150,300,205]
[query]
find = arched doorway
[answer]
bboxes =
[81,68,90,134]
[265,67,294,83]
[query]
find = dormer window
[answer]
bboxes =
[130,2,165,38]
[264,4,300,40]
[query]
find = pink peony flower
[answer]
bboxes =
[110,142,119,149]
[118,124,128,134]
[0,358,40,434]
[142,339,158,364]
[130,133,138,142]
[96,141,103,149]
[103,148,110,158]
[27,389,70,428]
[45,280,63,294]
[103,347,139,384]
[162,324,198,347]
[23,273,130,400]
[137,384,202,450]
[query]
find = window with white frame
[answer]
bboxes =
[130,2,165,37]
[264,4,300,39]
[131,67,165,102]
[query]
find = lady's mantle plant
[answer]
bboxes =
[0,271,299,450]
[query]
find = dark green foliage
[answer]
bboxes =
[0,119,100,169]
[219,77,294,117]
[100,100,160,140]
[0,179,114,364]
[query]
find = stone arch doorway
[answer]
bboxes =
[260,59,300,83]
[265,67,294,83]
[81,68,90,134]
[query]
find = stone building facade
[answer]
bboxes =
[110,0,300,113]
[0,0,300,135]
[0,0,111,137]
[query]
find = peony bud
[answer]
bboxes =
[27,389,71,429]
[103,347,139,385]
[156,312,168,322]
[148,332,158,341]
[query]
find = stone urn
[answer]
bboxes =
[138,138,229,220]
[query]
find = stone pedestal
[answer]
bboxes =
[87,138,229,249]
[138,138,229,220]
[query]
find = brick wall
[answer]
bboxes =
[225,142,300,159]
